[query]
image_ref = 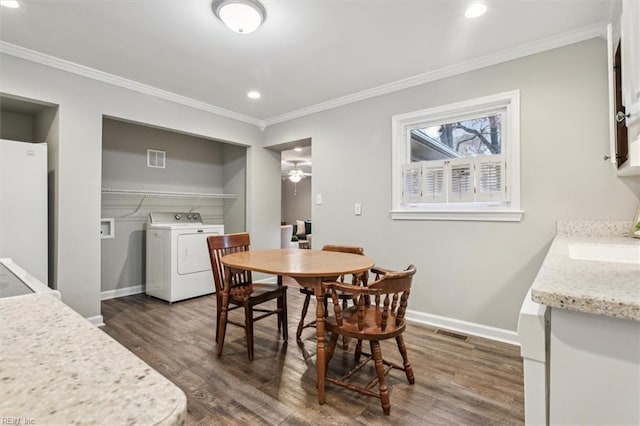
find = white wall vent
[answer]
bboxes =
[147,149,165,169]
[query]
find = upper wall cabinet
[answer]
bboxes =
[610,0,640,176]
[621,1,640,124]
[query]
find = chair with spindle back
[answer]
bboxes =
[207,233,288,360]
[296,244,368,348]
[323,264,417,415]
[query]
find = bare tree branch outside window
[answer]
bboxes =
[410,113,502,162]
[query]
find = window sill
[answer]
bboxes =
[390,209,524,222]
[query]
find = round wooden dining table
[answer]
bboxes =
[221,248,374,405]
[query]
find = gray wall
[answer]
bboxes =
[0,111,34,142]
[101,118,245,293]
[265,39,640,332]
[281,177,312,225]
[222,143,247,234]
[102,118,224,193]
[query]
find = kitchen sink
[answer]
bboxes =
[568,243,640,264]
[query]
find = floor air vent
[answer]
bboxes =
[435,329,469,341]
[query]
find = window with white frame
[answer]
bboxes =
[391,90,523,221]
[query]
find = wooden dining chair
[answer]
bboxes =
[323,264,417,415]
[207,233,288,360]
[296,244,368,347]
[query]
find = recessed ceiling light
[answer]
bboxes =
[294,147,303,152]
[212,0,266,34]
[247,90,261,99]
[465,3,487,18]
[0,0,20,8]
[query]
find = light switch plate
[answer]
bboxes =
[316,193,323,205]
[354,203,362,215]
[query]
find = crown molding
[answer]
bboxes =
[1,22,606,131]
[0,41,263,127]
[263,23,606,127]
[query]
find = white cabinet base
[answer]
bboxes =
[550,308,640,425]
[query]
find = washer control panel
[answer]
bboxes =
[149,212,203,225]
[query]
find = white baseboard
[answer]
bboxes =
[257,277,519,346]
[87,315,105,327]
[101,285,144,301]
[405,309,519,346]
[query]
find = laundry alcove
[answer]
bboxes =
[100,117,246,300]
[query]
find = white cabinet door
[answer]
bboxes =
[617,1,640,175]
[621,0,640,125]
[549,308,640,425]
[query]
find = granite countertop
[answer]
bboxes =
[0,293,187,425]
[531,220,640,321]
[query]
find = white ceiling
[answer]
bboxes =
[0,0,614,123]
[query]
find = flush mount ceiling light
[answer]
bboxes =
[0,0,20,8]
[465,3,487,18]
[212,0,266,34]
[247,90,261,99]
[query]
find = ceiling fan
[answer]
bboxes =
[284,161,311,183]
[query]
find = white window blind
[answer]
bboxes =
[402,163,422,203]
[401,155,508,204]
[448,158,474,202]
[422,163,446,202]
[476,155,507,202]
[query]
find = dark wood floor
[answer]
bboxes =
[101,290,524,425]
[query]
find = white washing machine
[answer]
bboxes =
[146,212,224,303]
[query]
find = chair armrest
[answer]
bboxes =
[322,281,381,296]
[371,266,394,275]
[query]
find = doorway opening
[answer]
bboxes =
[272,139,312,249]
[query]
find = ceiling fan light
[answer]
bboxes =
[213,0,266,34]
[289,174,302,183]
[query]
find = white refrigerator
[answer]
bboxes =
[0,139,48,285]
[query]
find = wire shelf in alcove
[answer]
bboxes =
[101,188,237,217]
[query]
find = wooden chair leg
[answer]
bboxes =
[276,275,284,334]
[296,294,311,342]
[371,340,390,415]
[354,339,363,363]
[217,294,230,357]
[215,297,221,344]
[281,291,288,341]
[396,335,414,384]
[245,304,254,360]
[325,332,339,371]
[276,298,282,333]
[341,298,349,350]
